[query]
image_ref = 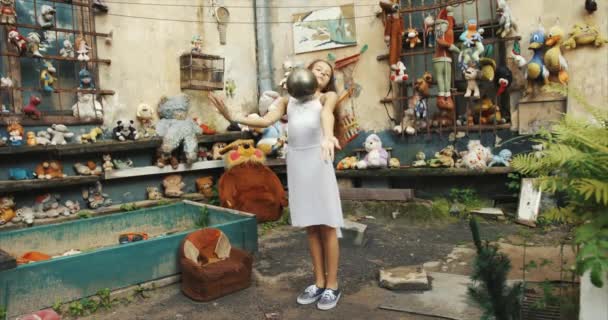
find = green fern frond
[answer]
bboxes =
[572,178,608,206]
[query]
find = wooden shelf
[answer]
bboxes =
[198,131,253,143]
[0,115,103,126]
[0,22,110,38]
[0,176,99,193]
[336,167,513,178]
[1,52,111,65]
[15,87,115,95]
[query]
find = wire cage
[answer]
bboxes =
[180,53,225,91]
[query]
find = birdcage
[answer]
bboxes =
[180,53,225,91]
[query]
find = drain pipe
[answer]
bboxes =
[254,0,274,93]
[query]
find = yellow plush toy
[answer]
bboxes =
[220,139,266,169]
[336,156,358,170]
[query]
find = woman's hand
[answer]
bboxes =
[321,136,341,162]
[208,92,233,122]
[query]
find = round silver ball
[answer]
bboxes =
[286,68,318,100]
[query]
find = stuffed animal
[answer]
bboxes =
[563,22,608,49]
[9,168,33,180]
[381,0,405,69]
[463,66,481,98]
[336,156,358,170]
[393,107,416,135]
[461,140,492,171]
[163,174,185,198]
[389,61,408,83]
[112,120,137,141]
[27,32,43,58]
[433,7,458,111]
[48,124,74,145]
[156,95,202,167]
[40,61,57,93]
[64,200,80,215]
[211,142,227,160]
[82,182,112,209]
[7,122,24,146]
[196,176,214,198]
[13,206,36,225]
[473,96,502,124]
[78,127,103,143]
[23,96,42,119]
[79,68,95,89]
[135,103,157,139]
[0,0,17,25]
[525,25,550,96]
[412,151,426,167]
[112,158,133,169]
[75,35,90,61]
[197,147,212,161]
[74,161,102,176]
[37,5,56,28]
[496,0,517,38]
[429,145,456,168]
[35,131,52,145]
[356,134,389,169]
[423,15,435,47]
[0,195,16,225]
[72,93,103,119]
[389,157,400,168]
[26,131,36,146]
[220,139,266,169]
[102,154,114,172]
[34,193,69,218]
[59,39,75,58]
[406,28,422,48]
[479,57,496,81]
[8,28,27,55]
[0,75,13,88]
[413,72,432,122]
[488,149,513,167]
[34,161,65,179]
[458,19,485,70]
[146,187,163,200]
[495,65,513,96]
[545,23,569,84]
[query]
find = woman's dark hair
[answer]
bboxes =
[307,59,337,93]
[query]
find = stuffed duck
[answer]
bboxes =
[525,26,549,95]
[544,23,568,84]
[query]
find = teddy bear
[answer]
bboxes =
[72,92,103,119]
[102,154,114,172]
[429,145,456,168]
[0,195,16,225]
[413,72,432,122]
[336,156,358,170]
[135,103,157,139]
[220,139,266,169]
[37,4,56,28]
[156,95,202,167]
[461,140,492,171]
[34,161,65,179]
[406,27,421,48]
[112,120,137,141]
[163,174,186,198]
[463,66,480,98]
[146,187,163,200]
[195,176,214,198]
[389,61,408,83]
[211,142,227,160]
[356,134,389,169]
[47,124,74,145]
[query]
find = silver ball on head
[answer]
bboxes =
[286,68,318,101]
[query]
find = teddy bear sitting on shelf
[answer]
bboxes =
[156,94,202,168]
[356,134,389,169]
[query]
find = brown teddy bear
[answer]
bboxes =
[163,174,185,198]
[196,176,214,198]
[34,161,65,179]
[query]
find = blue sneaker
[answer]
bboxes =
[296,284,325,305]
[317,288,341,310]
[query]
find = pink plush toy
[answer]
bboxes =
[16,309,61,320]
[356,134,389,169]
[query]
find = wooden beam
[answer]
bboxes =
[56,138,161,156]
[0,115,103,126]
[0,176,99,193]
[339,188,414,201]
[0,22,110,38]
[0,52,111,65]
[336,167,513,178]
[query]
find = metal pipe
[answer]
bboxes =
[254,0,274,93]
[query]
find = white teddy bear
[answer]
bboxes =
[47,124,75,145]
[461,140,492,170]
[356,134,389,169]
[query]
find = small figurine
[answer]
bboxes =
[79,68,95,89]
[8,28,27,56]
[406,28,422,48]
[9,168,33,180]
[545,22,569,84]
[7,121,24,146]
[37,5,56,29]
[0,195,16,225]
[146,187,163,200]
[355,134,389,169]
[78,127,104,143]
[27,32,44,58]
[563,22,608,50]
[40,61,57,93]
[463,66,481,98]
[191,35,203,54]
[496,0,517,38]
[135,103,156,139]
[423,15,435,47]
[163,174,185,198]
[102,154,114,172]
[112,120,137,141]
[23,96,42,119]
[82,182,112,209]
[389,61,408,83]
[75,35,91,61]
[59,39,75,58]
[0,0,16,25]
[72,93,103,119]
[488,149,513,167]
[412,151,426,167]
[525,24,550,96]
[195,176,214,198]
[48,124,74,145]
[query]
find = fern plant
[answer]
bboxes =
[511,84,608,288]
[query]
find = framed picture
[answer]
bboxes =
[292,4,357,54]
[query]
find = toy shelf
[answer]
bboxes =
[1,51,111,65]
[0,22,110,38]
[336,167,513,178]
[0,176,99,193]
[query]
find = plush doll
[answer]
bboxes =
[75,35,91,61]
[413,72,432,121]
[163,174,186,198]
[59,39,75,58]
[211,142,227,160]
[7,122,24,146]
[336,156,358,170]
[40,61,57,93]
[0,0,16,25]
[78,127,103,143]
[25,131,36,146]
[74,162,102,176]
[381,0,405,69]
[412,151,426,167]
[27,32,43,58]
[563,22,608,49]
[356,134,389,169]
[34,161,65,179]
[393,107,416,136]
[13,206,36,225]
[0,195,16,225]
[82,182,112,209]
[0,75,12,88]
[23,95,42,119]
[389,61,409,83]
[79,68,95,89]
[8,28,27,56]
[545,23,569,84]
[146,187,163,200]
[429,145,456,168]
[64,200,80,215]
[112,120,137,141]
[135,103,157,138]
[406,28,422,48]
[433,7,458,111]
[220,139,266,169]
[196,176,214,198]
[479,57,496,81]
[473,96,503,124]
[423,15,435,47]
[156,94,202,167]
[48,124,74,145]
[35,131,52,145]
[525,25,550,96]
[72,93,103,119]
[496,0,517,38]
[488,149,513,167]
[34,194,69,218]
[463,66,481,98]
[461,140,492,171]
[102,154,114,172]
[458,19,484,71]
[389,157,400,168]
[37,5,56,28]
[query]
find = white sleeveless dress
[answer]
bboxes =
[285,97,344,237]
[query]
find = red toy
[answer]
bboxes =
[23,96,42,119]
[8,28,27,56]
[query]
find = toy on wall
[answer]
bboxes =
[406,27,422,48]
[135,103,156,139]
[74,161,102,176]
[23,96,42,119]
[0,75,12,88]
[196,176,214,198]
[59,39,75,58]
[146,187,163,200]
[163,174,185,198]
[413,72,432,124]
[75,35,91,61]
[356,134,389,169]
[34,161,65,179]
[9,168,33,180]
[65,200,80,215]
[458,19,484,70]
[191,35,203,54]
[112,120,137,141]
[212,142,227,160]
[585,0,597,13]
[507,41,527,91]
[40,61,57,93]
[463,66,481,98]
[0,195,16,225]
[72,93,103,119]
[412,151,426,167]
[48,124,74,145]
[79,68,95,89]
[37,5,56,28]
[473,96,504,124]
[496,0,517,38]
[220,139,266,169]
[197,146,212,161]
[544,22,568,85]
[78,127,103,143]
[33,194,70,218]
[8,28,27,56]
[102,154,114,172]
[336,156,358,170]
[82,182,112,209]
[563,22,608,49]
[479,57,496,81]
[423,14,435,47]
[434,7,458,111]
[27,32,44,58]
[156,94,202,168]
[0,0,16,25]
[389,61,409,83]
[381,0,405,69]
[525,23,550,96]
[488,149,512,167]
[7,121,24,146]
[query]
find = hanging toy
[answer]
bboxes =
[381,0,405,69]
[458,19,484,71]
[23,96,42,119]
[496,0,518,38]
[37,5,56,29]
[79,68,95,90]
[495,66,513,97]
[40,61,57,93]
[8,28,27,56]
[389,61,408,83]
[406,28,422,48]
[27,32,44,58]
[544,20,569,84]
[423,14,435,48]
[0,0,16,25]
[75,35,91,61]
[525,21,550,96]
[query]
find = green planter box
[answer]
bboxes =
[0,201,257,317]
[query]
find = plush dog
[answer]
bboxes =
[356,134,389,169]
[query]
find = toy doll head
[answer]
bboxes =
[307,59,336,93]
[158,94,190,120]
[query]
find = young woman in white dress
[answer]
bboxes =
[208,59,345,310]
